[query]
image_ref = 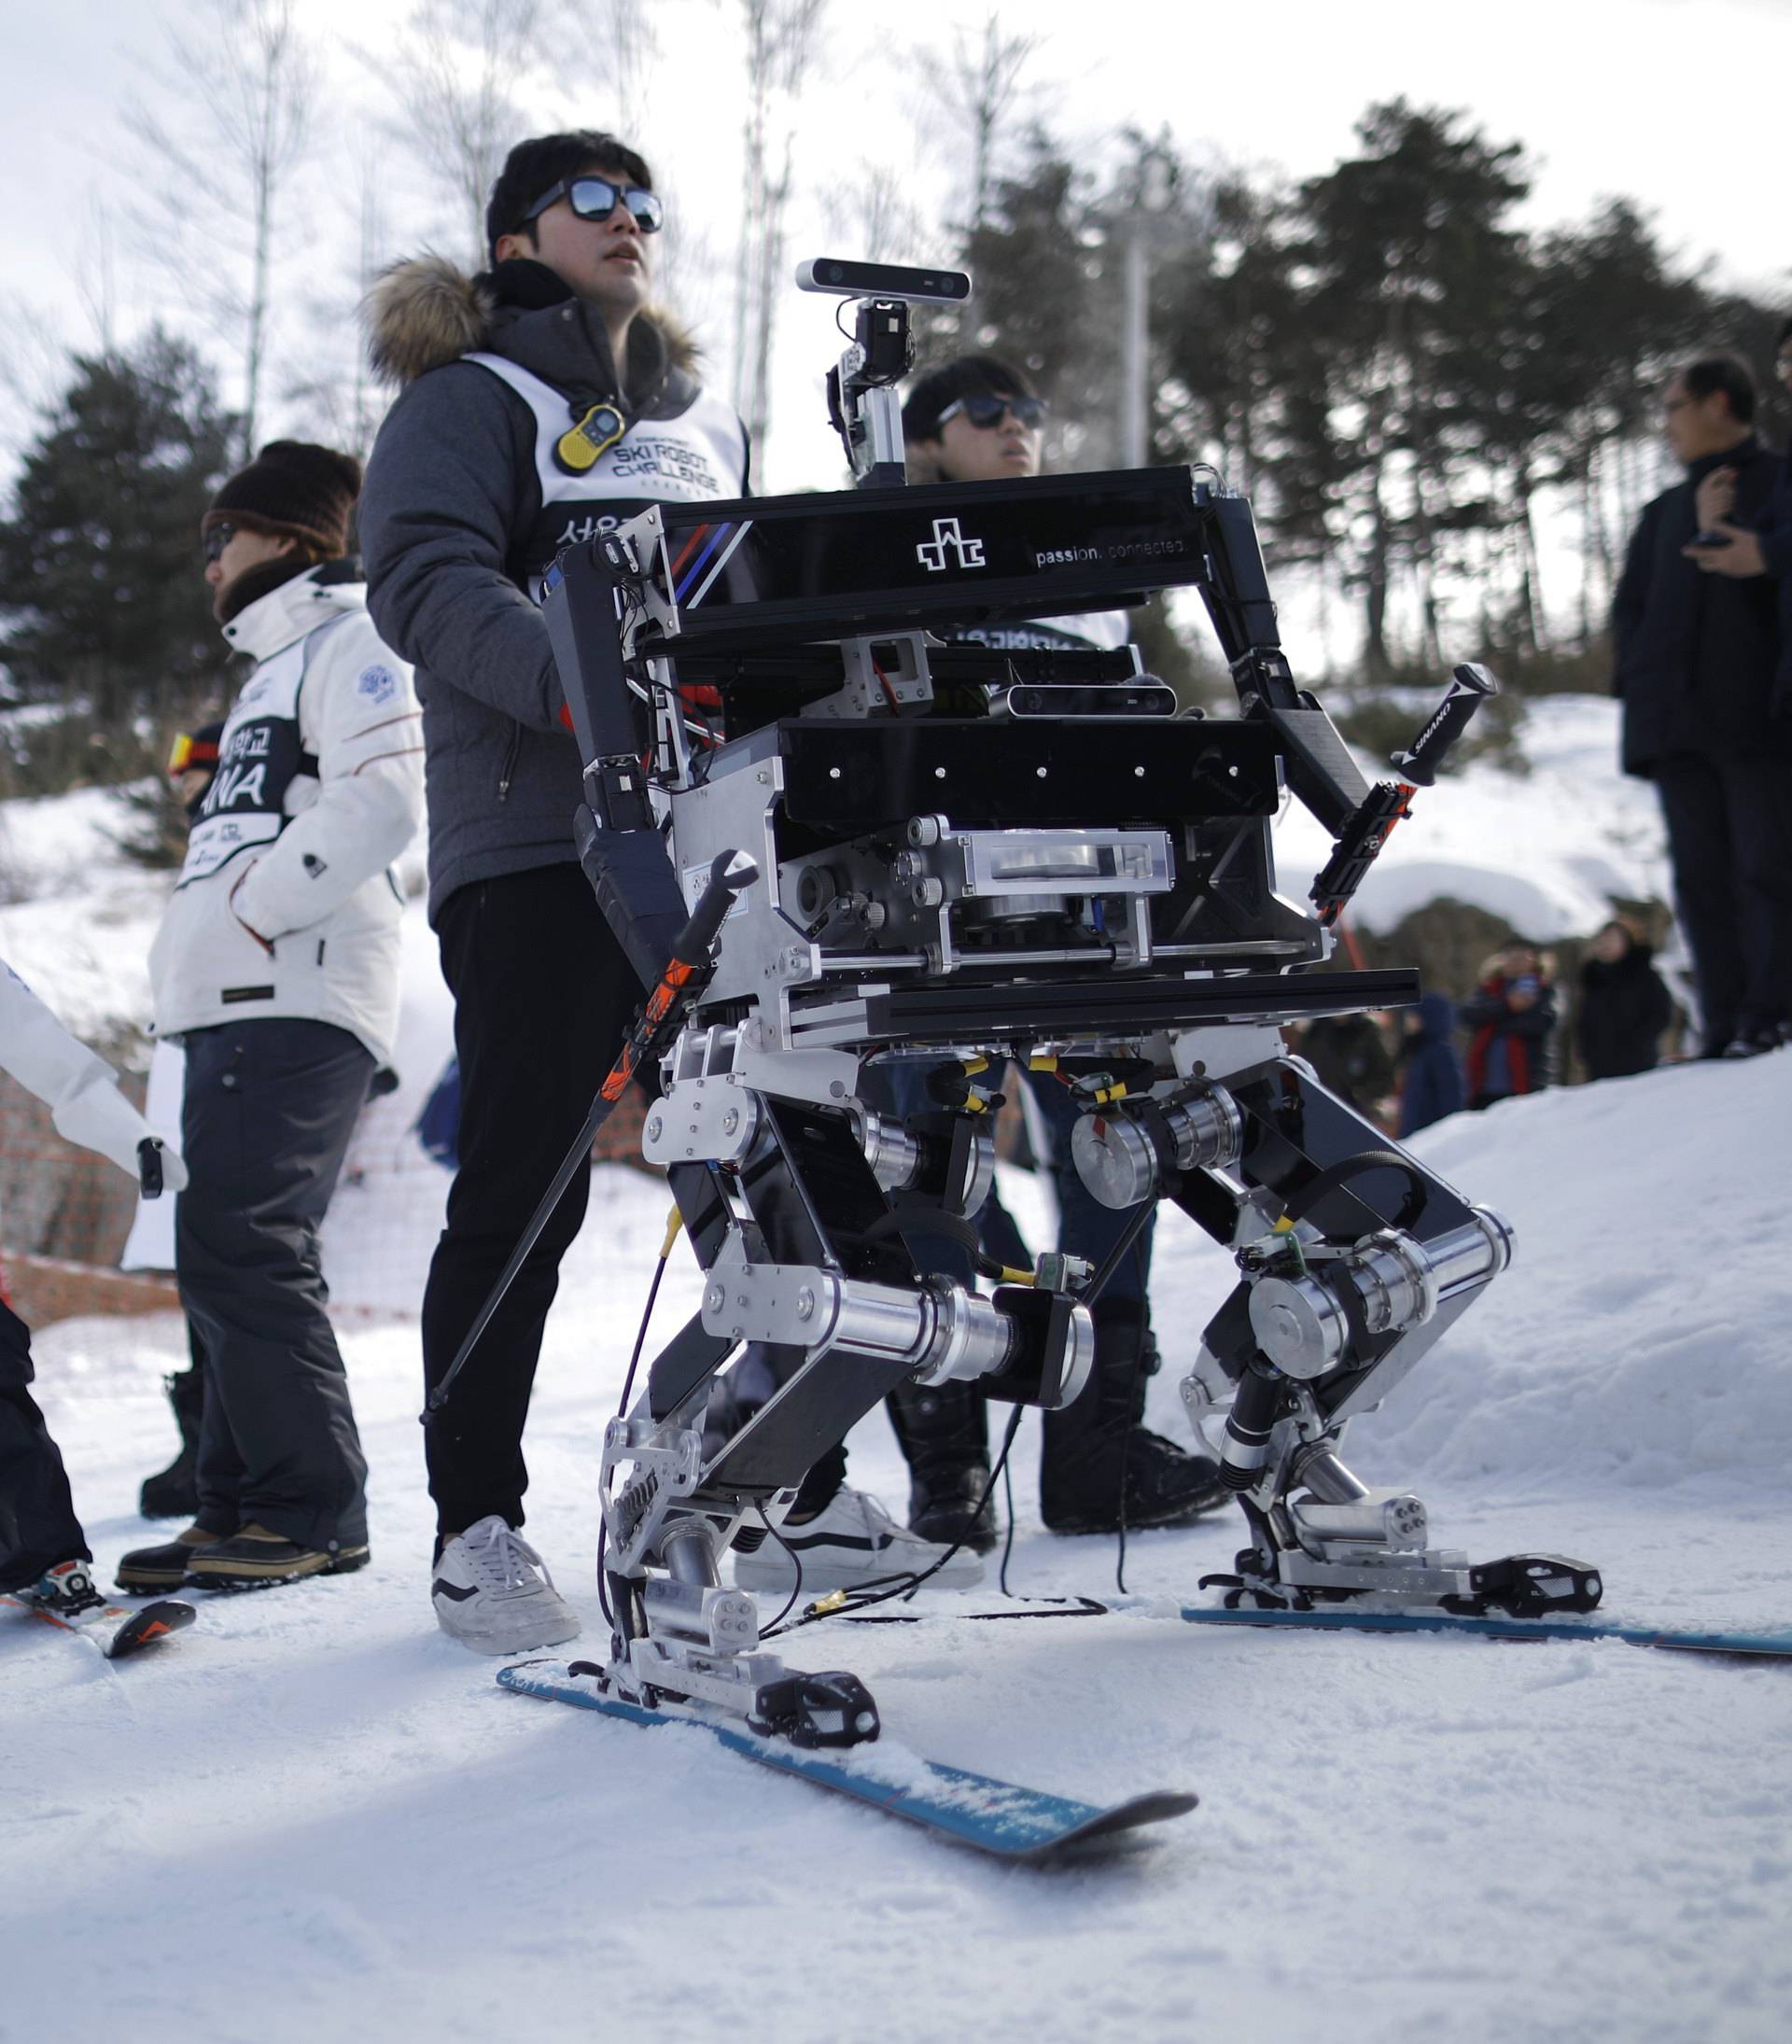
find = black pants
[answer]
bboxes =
[0,1297,89,1591]
[421,867,644,1540]
[179,1018,373,1552]
[873,1061,1158,1493]
[1655,750,1792,1045]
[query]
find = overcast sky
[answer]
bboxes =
[2,0,1788,497]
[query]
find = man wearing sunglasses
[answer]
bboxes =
[359,131,751,1655]
[119,441,424,1596]
[878,357,1224,1556]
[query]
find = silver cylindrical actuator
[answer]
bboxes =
[1071,1084,1244,1210]
[1247,1206,1515,1379]
[858,1110,997,1218]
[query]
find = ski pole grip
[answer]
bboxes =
[671,850,759,969]
[1391,663,1499,788]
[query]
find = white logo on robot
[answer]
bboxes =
[916,518,987,571]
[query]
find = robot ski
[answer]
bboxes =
[531,256,1601,1750]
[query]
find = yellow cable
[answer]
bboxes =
[660,1207,685,1258]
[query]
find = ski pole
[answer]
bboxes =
[423,848,757,1425]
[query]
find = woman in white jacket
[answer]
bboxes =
[119,442,424,1596]
[1,958,184,1612]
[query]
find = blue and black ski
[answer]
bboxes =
[497,1659,1197,1860]
[1180,1603,1792,1660]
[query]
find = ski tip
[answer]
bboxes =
[103,1599,197,1659]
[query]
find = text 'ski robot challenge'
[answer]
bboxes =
[438,256,1604,1755]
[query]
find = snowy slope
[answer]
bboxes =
[1270,693,1670,939]
[5,1054,1790,2044]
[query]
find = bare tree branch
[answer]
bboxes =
[358,0,663,271]
[734,0,827,464]
[908,11,1042,233]
[123,0,319,455]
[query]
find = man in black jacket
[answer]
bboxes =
[359,132,750,1654]
[1612,354,1789,1057]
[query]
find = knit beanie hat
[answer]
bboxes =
[201,441,362,557]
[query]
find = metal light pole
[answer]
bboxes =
[1117,147,1175,469]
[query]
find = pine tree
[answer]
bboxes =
[1295,101,1533,676]
[926,135,1111,470]
[0,329,238,762]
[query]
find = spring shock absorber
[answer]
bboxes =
[1218,1363,1282,1491]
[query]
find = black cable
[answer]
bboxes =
[998,1453,1017,1598]
[1113,1239,1148,1600]
[618,1253,668,1421]
[1082,1195,1156,1311]
[775,1403,1026,1631]
[754,1499,806,1635]
[1281,1149,1429,1232]
[597,1239,674,1631]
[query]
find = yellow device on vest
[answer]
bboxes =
[555,402,627,473]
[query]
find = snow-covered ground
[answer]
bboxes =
[1270,693,1670,940]
[5,701,1784,2044]
[6,1052,1790,2044]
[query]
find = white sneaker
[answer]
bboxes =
[734,1486,984,1596]
[430,1515,582,1655]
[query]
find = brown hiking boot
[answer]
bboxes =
[184,1525,370,1591]
[116,1524,228,1593]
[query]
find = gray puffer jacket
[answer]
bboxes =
[360,255,749,922]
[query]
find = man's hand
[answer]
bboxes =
[1684,522,1767,577]
[1694,467,1738,530]
[1506,988,1537,1011]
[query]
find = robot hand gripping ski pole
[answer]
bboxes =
[541,259,1601,1745]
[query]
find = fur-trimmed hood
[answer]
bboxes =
[365,252,700,414]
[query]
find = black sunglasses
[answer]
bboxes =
[203,522,235,565]
[936,393,1046,431]
[523,174,664,234]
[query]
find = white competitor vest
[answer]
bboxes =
[176,623,343,889]
[466,352,750,596]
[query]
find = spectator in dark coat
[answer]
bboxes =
[1463,943,1558,1110]
[1574,919,1674,1080]
[1297,1013,1396,1118]
[1397,991,1465,1136]
[1613,352,1791,1058]
[1688,316,1792,721]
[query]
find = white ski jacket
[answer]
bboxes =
[0,957,187,1191]
[149,567,424,1067]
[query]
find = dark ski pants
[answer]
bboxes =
[421,867,644,1542]
[1655,749,1792,1045]
[866,1062,1154,1495]
[0,1297,90,1592]
[178,1018,373,1553]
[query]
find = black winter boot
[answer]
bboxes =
[1040,1303,1228,1534]
[886,1379,999,1553]
[139,1365,203,1519]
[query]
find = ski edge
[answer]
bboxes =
[497,1659,1197,1861]
[1179,1603,1792,1659]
